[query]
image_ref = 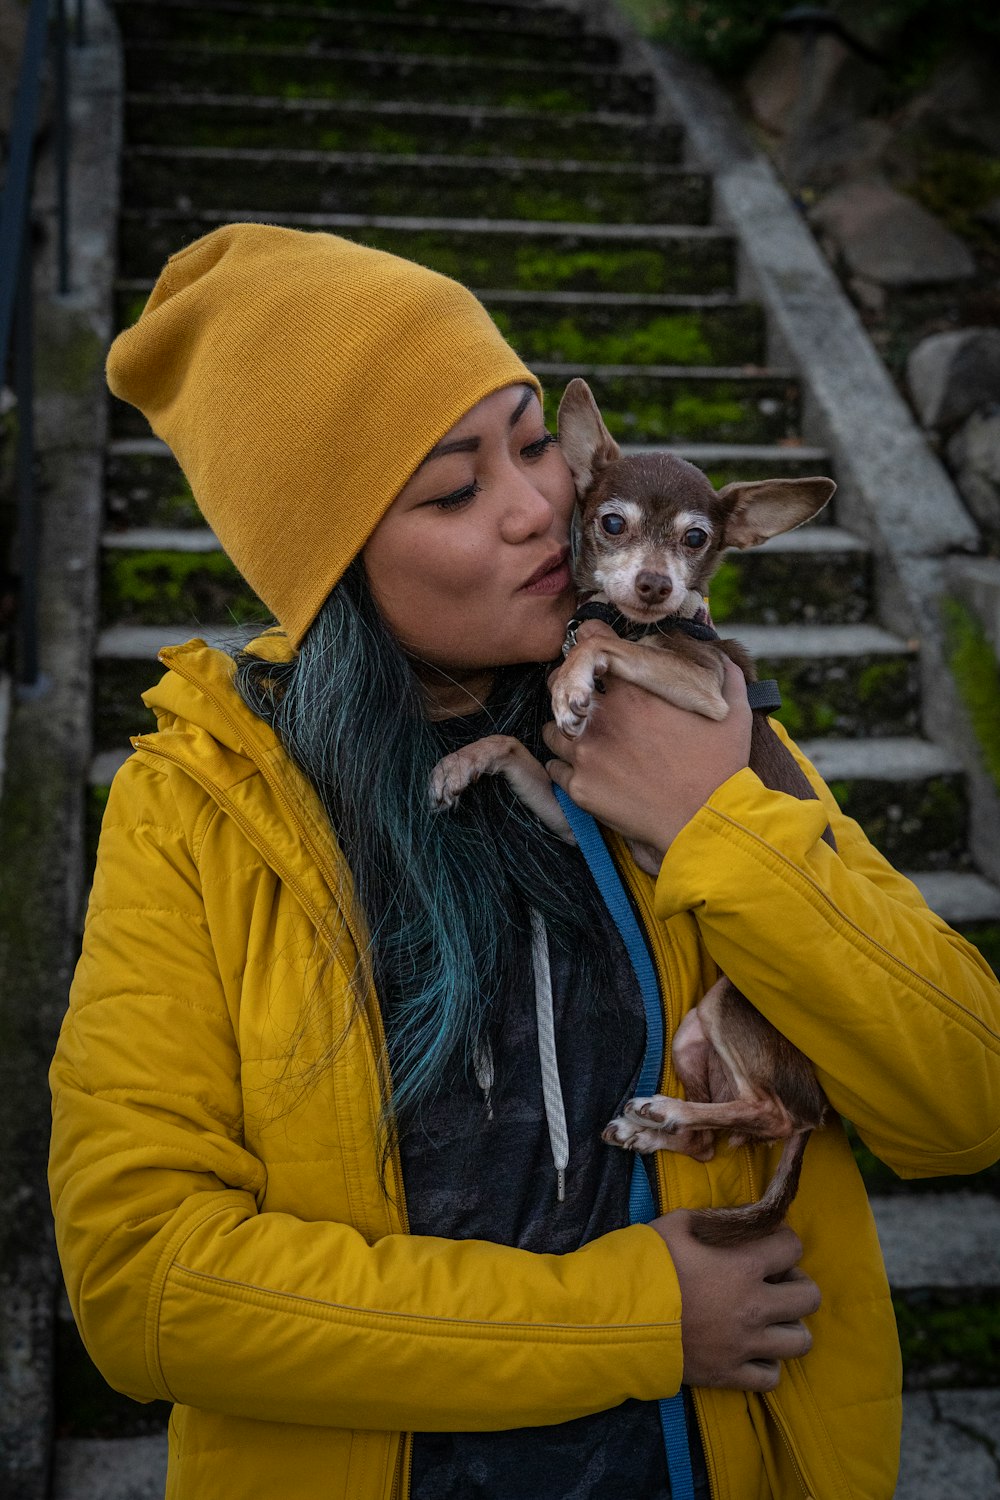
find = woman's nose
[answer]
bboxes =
[499,469,558,541]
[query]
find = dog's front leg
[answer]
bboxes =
[550,633,730,739]
[430,734,575,843]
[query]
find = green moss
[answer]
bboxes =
[102,549,269,625]
[909,147,1000,251]
[894,1292,1000,1389]
[493,312,714,367]
[942,597,1000,790]
[704,559,741,623]
[513,247,673,293]
[857,659,911,704]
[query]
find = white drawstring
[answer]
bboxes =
[531,908,570,1202]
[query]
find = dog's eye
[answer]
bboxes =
[600,513,626,536]
[683,527,709,548]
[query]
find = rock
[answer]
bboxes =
[947,406,1000,539]
[744,29,887,190]
[809,179,976,285]
[909,330,1000,431]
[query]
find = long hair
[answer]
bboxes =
[233,558,617,1142]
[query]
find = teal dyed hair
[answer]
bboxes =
[233,558,617,1137]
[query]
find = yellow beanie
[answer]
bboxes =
[107,223,541,646]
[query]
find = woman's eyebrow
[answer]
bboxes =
[419,386,537,466]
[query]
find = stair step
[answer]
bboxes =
[115,0,618,65]
[625,441,837,492]
[123,145,712,226]
[118,211,735,295]
[105,439,835,532]
[736,624,921,740]
[111,360,791,447]
[115,281,763,367]
[123,93,681,163]
[92,621,921,752]
[532,363,799,446]
[710,527,870,627]
[797,737,969,871]
[909,869,1000,925]
[121,42,656,114]
[98,521,867,629]
[870,1193,1000,1291]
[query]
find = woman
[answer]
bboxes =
[49,224,1000,1500]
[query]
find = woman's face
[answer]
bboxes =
[363,383,577,709]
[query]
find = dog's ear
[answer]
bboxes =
[557,378,621,493]
[716,476,836,549]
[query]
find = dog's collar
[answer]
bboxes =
[562,600,782,713]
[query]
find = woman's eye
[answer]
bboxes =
[600,513,626,536]
[521,433,557,460]
[683,527,709,548]
[433,482,480,511]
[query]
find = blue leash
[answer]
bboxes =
[553,786,696,1500]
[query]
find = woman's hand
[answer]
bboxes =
[541,632,752,858]
[651,1211,820,1390]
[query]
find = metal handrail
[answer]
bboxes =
[0,0,82,688]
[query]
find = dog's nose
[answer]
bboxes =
[635,570,672,602]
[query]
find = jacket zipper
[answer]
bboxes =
[131,732,410,1221]
[763,1394,812,1498]
[390,1432,413,1500]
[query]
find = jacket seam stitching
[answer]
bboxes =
[702,807,1000,1046]
[169,1263,681,1341]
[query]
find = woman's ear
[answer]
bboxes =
[556,378,621,494]
[716,476,836,549]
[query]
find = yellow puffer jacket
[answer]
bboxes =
[49,638,1000,1500]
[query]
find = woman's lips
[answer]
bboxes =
[520,549,572,595]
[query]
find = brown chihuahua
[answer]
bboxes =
[431,377,837,1246]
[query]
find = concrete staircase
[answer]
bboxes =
[60,0,1000,1490]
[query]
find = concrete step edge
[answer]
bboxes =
[123,92,662,130]
[108,438,827,462]
[796,736,962,780]
[870,1192,1000,1291]
[115,281,748,312]
[91,733,966,792]
[121,41,649,83]
[118,207,729,241]
[100,523,864,557]
[530,361,795,380]
[906,869,1000,924]
[125,144,702,178]
[95,622,913,662]
[102,528,222,552]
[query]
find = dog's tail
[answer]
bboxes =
[686,1129,812,1249]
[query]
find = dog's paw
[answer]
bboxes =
[429,750,476,810]
[601,1117,674,1155]
[550,679,595,738]
[608,1097,716,1161]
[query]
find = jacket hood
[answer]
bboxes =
[133,632,369,968]
[139,631,293,760]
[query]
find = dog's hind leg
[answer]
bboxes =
[430,734,575,842]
